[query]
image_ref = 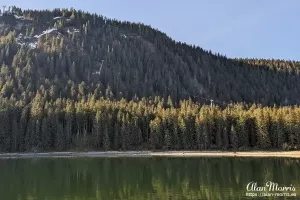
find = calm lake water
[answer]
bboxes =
[0,157,300,200]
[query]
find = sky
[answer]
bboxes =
[2,0,300,60]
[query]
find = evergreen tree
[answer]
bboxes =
[164,129,171,150]
[256,110,271,149]
[230,125,238,151]
[103,126,110,151]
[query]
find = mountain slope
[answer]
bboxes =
[0,6,300,106]
[2,7,300,153]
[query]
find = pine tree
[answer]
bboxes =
[237,115,249,149]
[103,126,110,151]
[203,121,210,150]
[0,111,11,151]
[55,118,65,151]
[19,106,29,152]
[230,125,238,151]
[215,116,223,149]
[136,127,143,149]
[113,124,120,150]
[173,123,181,150]
[41,117,51,150]
[121,119,128,150]
[149,118,161,149]
[195,116,202,150]
[256,110,271,149]
[178,116,188,149]
[64,114,72,149]
[164,129,171,150]
[11,114,20,152]
[25,119,34,151]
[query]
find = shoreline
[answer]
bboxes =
[0,151,300,159]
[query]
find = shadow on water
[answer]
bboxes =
[0,157,299,200]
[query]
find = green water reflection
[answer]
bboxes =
[0,157,299,200]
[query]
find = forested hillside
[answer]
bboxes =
[1,6,300,105]
[0,6,300,152]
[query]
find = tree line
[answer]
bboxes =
[0,95,300,152]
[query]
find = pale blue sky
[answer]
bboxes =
[2,0,300,60]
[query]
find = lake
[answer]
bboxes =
[0,157,299,199]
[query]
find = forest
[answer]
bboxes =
[1,97,300,152]
[0,6,300,152]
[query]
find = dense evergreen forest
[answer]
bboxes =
[0,6,300,152]
[1,97,300,152]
